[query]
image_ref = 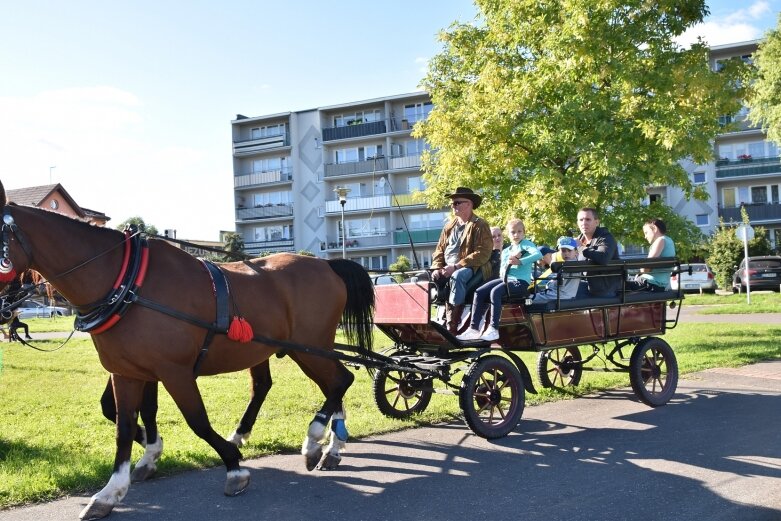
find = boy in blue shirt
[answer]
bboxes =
[458,218,541,342]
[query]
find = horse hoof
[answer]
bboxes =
[224,469,251,496]
[130,463,156,483]
[304,447,323,472]
[317,454,342,471]
[79,498,114,520]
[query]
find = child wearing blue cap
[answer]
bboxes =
[530,236,581,303]
[458,218,541,342]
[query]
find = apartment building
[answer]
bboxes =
[666,39,781,251]
[231,92,443,270]
[232,41,781,265]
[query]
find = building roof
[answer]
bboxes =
[6,183,110,223]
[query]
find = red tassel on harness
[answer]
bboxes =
[0,268,17,283]
[228,316,254,343]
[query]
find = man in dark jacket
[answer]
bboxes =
[576,207,621,297]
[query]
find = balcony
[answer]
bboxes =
[234,168,292,189]
[233,133,290,156]
[325,157,388,178]
[324,193,426,214]
[323,154,423,179]
[321,234,391,251]
[393,228,441,245]
[719,203,781,223]
[244,239,295,254]
[716,156,781,179]
[388,153,422,170]
[322,120,387,142]
[236,204,294,221]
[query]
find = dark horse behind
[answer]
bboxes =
[0,180,374,520]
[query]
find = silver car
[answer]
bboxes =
[15,301,71,319]
[671,263,718,293]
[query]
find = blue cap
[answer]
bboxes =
[538,246,555,256]
[557,236,578,250]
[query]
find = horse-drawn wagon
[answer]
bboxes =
[370,258,684,439]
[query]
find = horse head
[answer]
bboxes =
[0,180,33,294]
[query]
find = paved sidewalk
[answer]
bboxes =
[2,360,779,521]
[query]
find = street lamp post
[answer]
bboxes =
[334,186,351,259]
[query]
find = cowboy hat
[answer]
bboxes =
[445,187,482,209]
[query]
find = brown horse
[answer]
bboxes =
[0,181,374,520]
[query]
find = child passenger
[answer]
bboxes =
[458,218,541,342]
[529,236,581,302]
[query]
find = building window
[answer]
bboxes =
[693,172,706,184]
[723,187,737,208]
[409,211,448,230]
[345,217,386,238]
[350,255,388,270]
[649,193,663,204]
[772,185,779,204]
[403,102,433,124]
[695,214,709,226]
[253,225,292,242]
[250,124,285,139]
[252,191,291,206]
[752,186,768,204]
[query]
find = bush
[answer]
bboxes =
[706,208,773,289]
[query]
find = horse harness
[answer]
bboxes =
[1,209,414,377]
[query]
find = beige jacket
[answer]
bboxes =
[431,214,494,281]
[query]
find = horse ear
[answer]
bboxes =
[0,180,5,207]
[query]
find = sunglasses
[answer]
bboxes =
[450,200,471,207]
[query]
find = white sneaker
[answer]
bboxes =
[457,328,482,341]
[480,325,500,342]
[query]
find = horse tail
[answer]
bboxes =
[327,259,374,352]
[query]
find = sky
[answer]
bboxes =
[0,0,779,240]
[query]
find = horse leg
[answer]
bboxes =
[293,355,355,471]
[100,378,163,482]
[226,361,272,447]
[161,375,250,496]
[100,377,147,446]
[80,375,146,521]
[130,382,163,482]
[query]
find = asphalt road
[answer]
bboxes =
[1,359,779,521]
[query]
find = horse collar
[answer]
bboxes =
[74,230,149,334]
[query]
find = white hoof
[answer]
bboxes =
[224,468,251,496]
[79,497,114,520]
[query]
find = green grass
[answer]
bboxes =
[0,322,779,509]
[683,291,781,313]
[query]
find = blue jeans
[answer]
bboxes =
[448,266,474,306]
[470,279,529,329]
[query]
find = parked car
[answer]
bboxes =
[732,256,781,293]
[15,301,71,319]
[670,263,717,293]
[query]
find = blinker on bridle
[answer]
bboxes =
[0,210,17,282]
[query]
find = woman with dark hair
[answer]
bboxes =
[627,218,676,292]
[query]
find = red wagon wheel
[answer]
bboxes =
[629,337,678,407]
[459,355,525,439]
[536,347,583,388]
[373,366,433,419]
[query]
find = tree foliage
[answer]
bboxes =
[389,254,412,283]
[747,14,781,143]
[115,216,159,236]
[417,0,746,246]
[706,208,772,289]
[222,232,245,261]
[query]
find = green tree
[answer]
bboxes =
[706,208,772,289]
[747,14,781,142]
[222,232,245,261]
[388,254,412,283]
[115,216,158,236]
[417,0,746,246]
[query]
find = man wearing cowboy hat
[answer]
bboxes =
[431,187,493,334]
